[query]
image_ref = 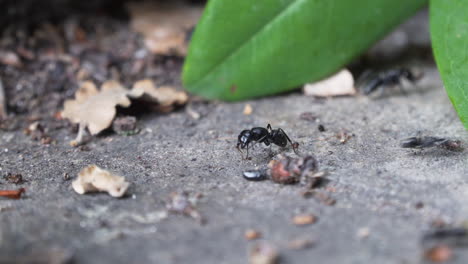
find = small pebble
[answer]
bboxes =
[245,229,261,240]
[292,214,317,226]
[424,245,453,263]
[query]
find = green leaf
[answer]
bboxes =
[182,0,427,101]
[430,0,468,129]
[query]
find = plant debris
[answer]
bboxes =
[62,79,187,145]
[4,173,24,184]
[112,116,139,136]
[128,1,203,55]
[249,242,279,264]
[268,155,318,184]
[424,245,453,263]
[0,188,26,199]
[245,229,262,241]
[336,130,354,144]
[23,121,53,144]
[130,79,188,112]
[292,214,317,226]
[243,104,253,115]
[166,191,204,223]
[303,69,356,97]
[72,165,130,198]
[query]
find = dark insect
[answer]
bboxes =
[242,169,268,181]
[422,228,468,248]
[401,136,463,151]
[359,68,421,95]
[236,124,299,159]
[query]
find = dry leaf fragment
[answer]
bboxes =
[292,214,317,226]
[130,79,188,107]
[128,1,202,55]
[72,165,129,198]
[62,81,131,136]
[245,229,262,240]
[243,104,253,115]
[303,69,356,97]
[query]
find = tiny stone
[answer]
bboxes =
[245,229,261,240]
[292,214,317,226]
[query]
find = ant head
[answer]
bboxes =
[402,68,423,82]
[237,130,251,149]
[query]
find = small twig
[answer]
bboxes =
[0,188,25,199]
[0,78,6,119]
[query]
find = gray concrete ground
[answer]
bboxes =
[0,62,467,263]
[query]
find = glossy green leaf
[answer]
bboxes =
[182,0,427,101]
[430,0,468,129]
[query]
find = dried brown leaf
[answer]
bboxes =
[130,79,188,106]
[128,1,202,55]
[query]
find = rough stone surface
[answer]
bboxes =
[0,64,467,263]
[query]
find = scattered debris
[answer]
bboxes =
[268,155,318,184]
[243,169,268,181]
[23,121,52,144]
[288,239,315,250]
[299,112,318,122]
[112,116,139,136]
[128,1,203,55]
[245,229,262,240]
[166,191,204,223]
[318,124,326,132]
[303,69,356,97]
[357,227,370,239]
[424,245,453,263]
[62,79,187,145]
[243,104,253,115]
[0,188,25,199]
[336,130,354,144]
[292,214,317,226]
[4,173,24,184]
[249,242,279,264]
[415,201,424,209]
[0,78,5,119]
[401,136,464,151]
[72,165,130,198]
[63,173,71,181]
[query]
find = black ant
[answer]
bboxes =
[401,136,464,151]
[236,124,299,159]
[359,68,421,96]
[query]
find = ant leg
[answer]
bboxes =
[236,144,245,159]
[277,128,299,155]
